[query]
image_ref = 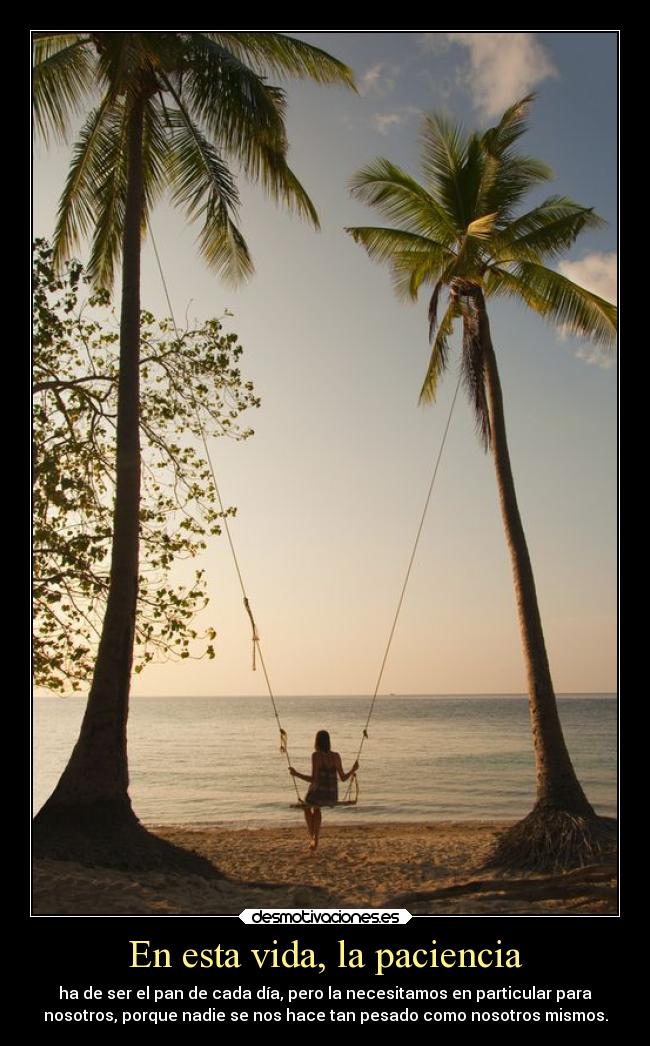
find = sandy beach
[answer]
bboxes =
[33,820,617,916]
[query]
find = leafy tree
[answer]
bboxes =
[33,238,258,693]
[32,32,355,865]
[347,96,616,870]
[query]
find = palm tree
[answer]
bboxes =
[346,96,616,871]
[33,31,355,865]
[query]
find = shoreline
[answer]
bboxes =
[33,819,617,916]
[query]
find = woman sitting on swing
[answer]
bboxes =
[289,730,359,851]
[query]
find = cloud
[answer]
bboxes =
[443,33,557,118]
[558,252,617,305]
[371,106,421,135]
[372,112,404,134]
[573,344,616,368]
[359,62,399,97]
[557,252,617,367]
[419,33,451,55]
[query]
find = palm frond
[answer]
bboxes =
[86,99,131,289]
[349,159,457,243]
[490,197,605,263]
[52,94,117,269]
[483,264,553,313]
[202,32,356,88]
[419,296,458,405]
[515,261,617,345]
[480,154,553,222]
[457,133,489,228]
[198,199,253,284]
[95,32,148,101]
[344,227,455,303]
[420,113,466,184]
[185,44,319,224]
[389,250,454,302]
[33,38,95,143]
[32,33,83,44]
[459,302,491,449]
[467,212,498,240]
[486,261,617,346]
[165,60,319,231]
[496,210,602,263]
[141,97,173,220]
[345,226,454,267]
[428,278,444,342]
[482,94,536,157]
[419,113,470,231]
[181,35,288,154]
[249,143,320,227]
[478,96,545,219]
[163,103,253,283]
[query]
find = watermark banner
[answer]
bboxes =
[239,909,412,925]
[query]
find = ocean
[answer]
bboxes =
[33,695,616,825]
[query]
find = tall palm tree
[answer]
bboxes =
[33,31,355,864]
[346,96,616,871]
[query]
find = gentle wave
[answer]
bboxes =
[33,695,617,824]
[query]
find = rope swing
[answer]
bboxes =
[150,226,460,809]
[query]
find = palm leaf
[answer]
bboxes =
[466,212,498,240]
[202,32,356,88]
[481,94,536,157]
[344,229,462,307]
[86,99,131,289]
[33,38,95,143]
[490,197,605,262]
[483,264,554,314]
[248,142,320,227]
[180,49,320,226]
[95,33,149,102]
[182,35,288,154]
[349,159,457,243]
[32,33,83,44]
[141,97,173,221]
[419,113,470,231]
[480,153,552,222]
[419,296,459,404]
[427,278,445,342]
[52,94,117,270]
[390,250,454,302]
[163,103,252,283]
[460,303,490,449]
[345,226,453,266]
[514,262,617,345]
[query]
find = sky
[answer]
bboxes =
[33,31,618,697]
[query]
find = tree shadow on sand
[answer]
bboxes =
[387,859,617,915]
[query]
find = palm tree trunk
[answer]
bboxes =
[476,291,594,816]
[467,289,616,870]
[34,93,145,831]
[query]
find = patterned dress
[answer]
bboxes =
[305,752,339,807]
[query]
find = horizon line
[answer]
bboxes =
[36,690,618,699]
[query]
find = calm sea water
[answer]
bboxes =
[33,695,616,825]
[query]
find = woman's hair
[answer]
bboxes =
[314,730,331,752]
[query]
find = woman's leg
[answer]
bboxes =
[303,806,314,840]
[310,808,322,850]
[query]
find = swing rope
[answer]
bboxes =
[149,226,300,802]
[149,225,460,809]
[342,371,462,801]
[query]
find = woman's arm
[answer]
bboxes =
[335,753,359,782]
[289,767,312,783]
[289,752,317,784]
